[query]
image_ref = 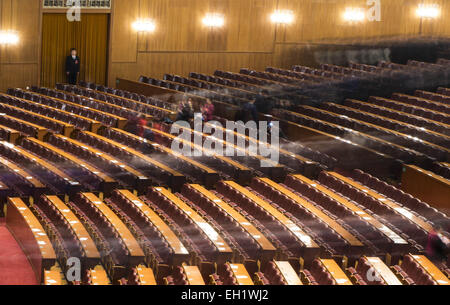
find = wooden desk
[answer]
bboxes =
[25,90,128,129]
[365,257,402,285]
[116,78,239,121]
[154,187,233,262]
[1,94,77,136]
[401,165,450,212]
[173,123,283,170]
[229,264,254,285]
[80,193,145,262]
[146,127,252,185]
[26,138,116,192]
[148,127,250,171]
[320,259,352,285]
[6,197,56,284]
[224,180,318,250]
[45,195,100,260]
[54,135,150,191]
[0,155,46,190]
[183,265,206,285]
[89,267,111,285]
[0,123,21,143]
[393,93,450,112]
[330,171,434,232]
[151,142,217,175]
[190,184,276,259]
[44,270,63,285]
[347,99,450,131]
[372,96,450,121]
[282,108,424,158]
[204,121,318,166]
[266,114,398,179]
[274,261,303,285]
[117,190,190,264]
[302,105,450,156]
[332,102,450,143]
[82,131,184,178]
[135,265,157,285]
[84,88,176,119]
[260,178,364,247]
[55,88,154,122]
[0,141,80,189]
[292,174,407,245]
[410,255,449,285]
[0,112,48,141]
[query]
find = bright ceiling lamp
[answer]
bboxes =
[202,13,225,28]
[132,19,156,32]
[343,7,365,22]
[416,4,440,19]
[0,31,19,45]
[270,10,294,25]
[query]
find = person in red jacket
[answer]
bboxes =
[426,223,449,264]
[201,98,215,122]
[137,115,148,138]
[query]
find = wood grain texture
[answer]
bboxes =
[0,0,449,91]
[108,0,450,87]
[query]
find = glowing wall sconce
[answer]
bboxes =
[132,19,156,32]
[0,31,19,45]
[416,4,440,19]
[343,7,366,22]
[270,10,295,25]
[202,13,225,28]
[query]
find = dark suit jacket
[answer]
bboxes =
[66,56,80,74]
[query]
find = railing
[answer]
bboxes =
[43,0,111,9]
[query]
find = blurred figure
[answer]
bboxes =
[426,223,449,264]
[236,99,258,123]
[137,115,148,138]
[127,114,139,135]
[176,98,194,122]
[201,98,215,122]
[254,93,275,115]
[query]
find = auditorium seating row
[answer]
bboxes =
[350,169,449,226]
[343,99,450,136]
[317,172,430,250]
[6,180,449,285]
[2,92,97,133]
[72,130,186,191]
[46,134,152,192]
[284,175,408,257]
[181,184,275,267]
[78,81,177,111]
[54,84,175,120]
[0,141,81,195]
[9,88,122,129]
[19,137,117,194]
[368,96,450,124]
[163,74,257,104]
[141,76,247,107]
[35,86,153,123]
[392,93,450,115]
[321,102,450,148]
[296,104,449,162]
[272,108,432,168]
[416,89,450,105]
[189,72,285,98]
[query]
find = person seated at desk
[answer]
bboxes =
[426,223,449,265]
[176,98,194,122]
[201,98,215,122]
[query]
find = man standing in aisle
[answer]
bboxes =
[66,48,80,85]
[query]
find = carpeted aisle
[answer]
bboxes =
[0,218,38,285]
